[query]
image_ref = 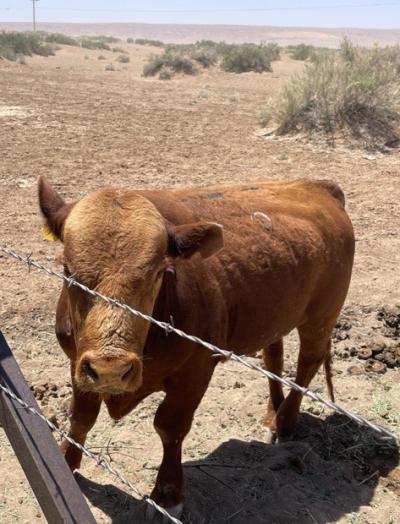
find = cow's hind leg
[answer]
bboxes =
[60,366,102,471]
[149,357,216,517]
[275,329,333,440]
[262,339,285,438]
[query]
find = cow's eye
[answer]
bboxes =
[156,268,165,281]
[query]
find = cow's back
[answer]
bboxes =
[142,180,354,355]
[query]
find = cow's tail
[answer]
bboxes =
[324,347,335,403]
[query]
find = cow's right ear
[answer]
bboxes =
[38,176,73,241]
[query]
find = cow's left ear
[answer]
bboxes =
[38,176,74,241]
[168,222,224,259]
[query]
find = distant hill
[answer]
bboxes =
[1,22,400,48]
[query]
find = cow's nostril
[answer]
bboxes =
[82,361,99,382]
[121,363,135,382]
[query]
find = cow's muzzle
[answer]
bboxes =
[75,351,143,394]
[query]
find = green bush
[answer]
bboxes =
[112,46,126,53]
[221,44,273,73]
[0,31,55,60]
[190,47,218,68]
[288,44,315,61]
[83,35,120,43]
[135,38,165,47]
[117,54,130,63]
[126,38,134,44]
[143,50,197,78]
[271,40,400,148]
[41,32,77,46]
[80,39,111,50]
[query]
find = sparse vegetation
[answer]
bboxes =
[0,31,56,61]
[134,38,165,47]
[105,63,115,71]
[40,32,77,46]
[98,55,106,60]
[269,39,400,148]
[117,54,130,63]
[80,39,111,51]
[112,46,126,54]
[143,50,197,79]
[288,43,315,61]
[142,41,281,78]
[221,43,274,73]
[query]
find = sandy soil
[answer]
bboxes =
[0,42,399,524]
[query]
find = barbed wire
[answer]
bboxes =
[1,244,399,446]
[0,380,182,524]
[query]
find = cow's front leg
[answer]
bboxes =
[150,359,215,516]
[60,385,101,471]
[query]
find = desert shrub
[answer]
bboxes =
[41,32,77,46]
[263,42,281,61]
[83,35,120,43]
[117,54,130,63]
[135,38,165,47]
[221,44,273,73]
[126,38,134,43]
[98,55,106,60]
[143,50,197,78]
[271,39,400,148]
[80,39,110,50]
[0,31,55,59]
[105,63,115,71]
[289,44,315,61]
[143,55,165,77]
[190,47,218,68]
[112,46,126,53]
[159,66,173,80]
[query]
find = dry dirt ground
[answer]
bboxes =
[0,42,399,524]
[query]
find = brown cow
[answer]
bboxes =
[38,177,354,517]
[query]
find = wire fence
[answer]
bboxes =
[0,381,182,524]
[0,244,399,523]
[1,245,398,443]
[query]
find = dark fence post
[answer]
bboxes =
[0,331,96,524]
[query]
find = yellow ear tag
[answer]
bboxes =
[42,224,58,242]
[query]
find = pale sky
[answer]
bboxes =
[1,1,400,28]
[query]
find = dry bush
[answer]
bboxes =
[143,50,197,79]
[80,39,110,51]
[221,44,274,73]
[117,54,130,63]
[288,44,315,61]
[0,31,55,60]
[40,32,77,46]
[271,40,400,148]
[134,38,165,47]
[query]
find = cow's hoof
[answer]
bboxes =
[145,501,183,522]
[264,426,277,445]
[276,434,293,444]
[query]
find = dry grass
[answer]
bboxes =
[269,39,400,149]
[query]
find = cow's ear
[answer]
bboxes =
[168,222,224,259]
[38,176,73,241]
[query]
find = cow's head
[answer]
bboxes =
[38,177,223,395]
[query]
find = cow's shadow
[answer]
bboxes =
[76,413,399,523]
